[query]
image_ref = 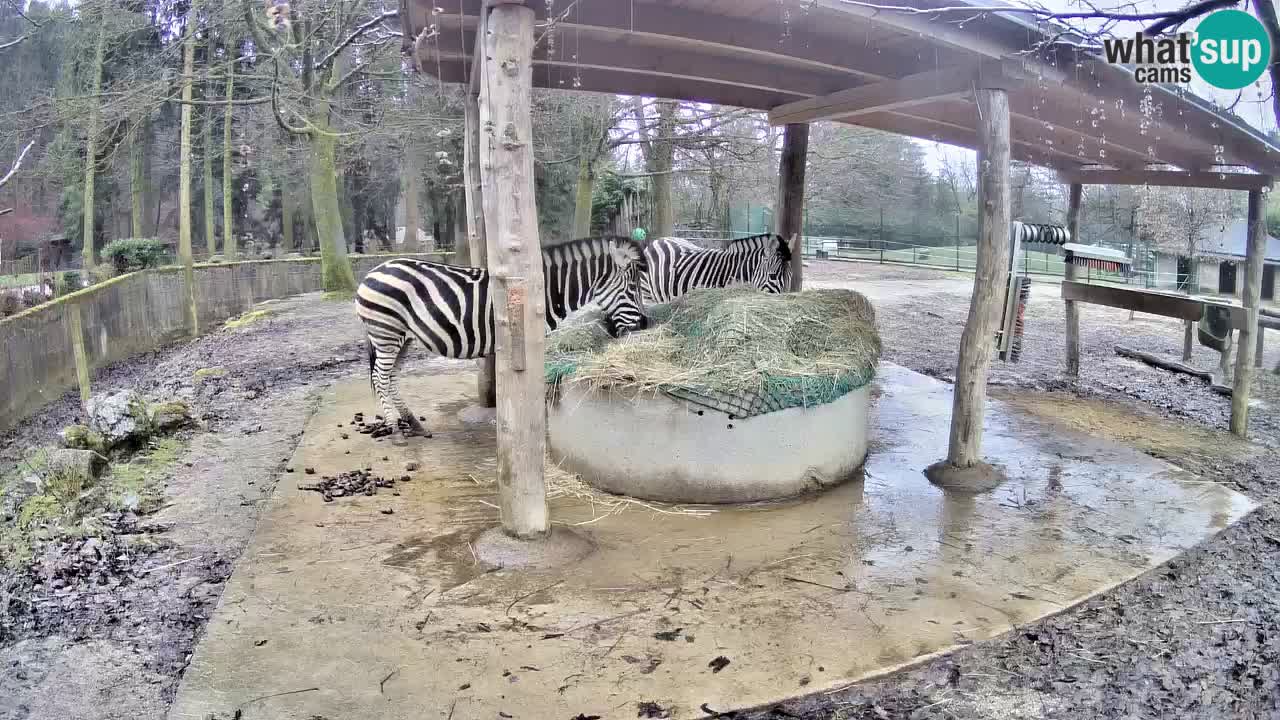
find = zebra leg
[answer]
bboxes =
[386,338,431,439]
[367,333,406,439]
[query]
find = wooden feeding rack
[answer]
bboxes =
[1062,243,1132,275]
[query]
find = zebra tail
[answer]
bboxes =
[365,336,376,394]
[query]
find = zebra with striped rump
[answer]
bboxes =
[641,233,798,304]
[355,237,649,438]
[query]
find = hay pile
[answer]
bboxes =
[546,287,880,417]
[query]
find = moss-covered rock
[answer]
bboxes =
[193,366,229,380]
[60,424,108,454]
[148,400,193,432]
[87,391,154,448]
[224,309,272,329]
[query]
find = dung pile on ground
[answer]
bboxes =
[297,469,405,502]
[546,287,881,417]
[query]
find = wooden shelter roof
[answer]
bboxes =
[402,0,1280,187]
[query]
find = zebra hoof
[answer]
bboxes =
[397,417,432,439]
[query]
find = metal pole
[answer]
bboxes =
[879,207,885,263]
[955,215,961,271]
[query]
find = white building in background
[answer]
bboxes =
[1151,219,1280,301]
[393,226,432,248]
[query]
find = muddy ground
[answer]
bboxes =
[2,262,1279,719]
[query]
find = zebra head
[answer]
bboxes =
[750,234,798,293]
[596,239,650,337]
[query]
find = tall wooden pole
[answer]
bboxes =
[479,2,548,538]
[1064,183,1083,376]
[1230,188,1267,437]
[946,86,1011,468]
[178,8,199,336]
[466,89,497,408]
[775,122,810,291]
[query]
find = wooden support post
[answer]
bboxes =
[775,122,809,291]
[479,2,548,538]
[946,86,1011,469]
[1230,189,1266,437]
[465,88,496,408]
[1064,183,1082,376]
[1257,326,1265,368]
[67,301,91,407]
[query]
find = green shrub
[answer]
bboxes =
[102,237,167,273]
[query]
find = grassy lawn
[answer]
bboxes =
[0,272,45,289]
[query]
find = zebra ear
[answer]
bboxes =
[608,239,644,268]
[775,234,794,262]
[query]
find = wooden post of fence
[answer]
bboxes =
[479,1,548,538]
[67,301,91,407]
[934,82,1012,481]
[464,24,497,409]
[1064,183,1083,376]
[775,122,809,291]
[1230,188,1267,437]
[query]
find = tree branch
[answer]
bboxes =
[1254,0,1280,126]
[836,0,1238,28]
[0,140,35,189]
[271,60,313,136]
[315,10,398,71]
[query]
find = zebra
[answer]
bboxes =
[355,236,649,438]
[640,233,797,304]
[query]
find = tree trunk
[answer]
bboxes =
[203,98,216,257]
[464,92,496,407]
[479,3,547,538]
[775,122,809,291]
[178,11,198,334]
[129,118,147,238]
[223,54,236,260]
[402,149,421,253]
[281,181,295,252]
[572,153,594,238]
[309,125,356,292]
[82,19,107,268]
[1183,320,1194,361]
[946,86,1011,469]
[650,100,677,237]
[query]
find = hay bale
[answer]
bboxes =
[547,287,880,416]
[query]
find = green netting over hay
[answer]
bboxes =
[546,287,881,418]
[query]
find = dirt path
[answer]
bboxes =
[740,261,1280,720]
[0,293,463,720]
[3,264,1280,719]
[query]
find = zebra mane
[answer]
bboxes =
[541,236,642,267]
[722,233,778,255]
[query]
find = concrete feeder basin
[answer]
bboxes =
[547,382,871,504]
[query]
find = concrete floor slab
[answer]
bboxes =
[168,364,1255,720]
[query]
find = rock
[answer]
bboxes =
[208,255,225,264]
[60,425,107,454]
[44,448,109,486]
[148,401,192,432]
[86,392,153,448]
[79,537,104,560]
[284,252,303,259]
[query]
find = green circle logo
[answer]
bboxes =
[1192,10,1272,90]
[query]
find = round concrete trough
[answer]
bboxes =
[547,383,871,504]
